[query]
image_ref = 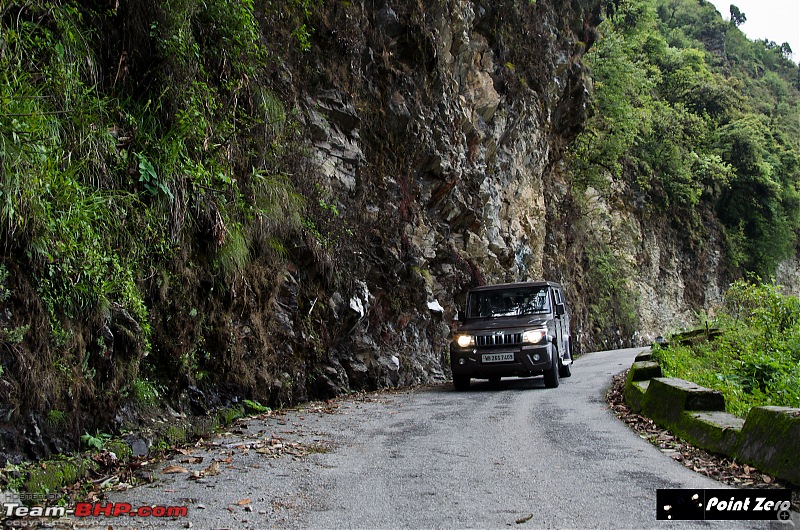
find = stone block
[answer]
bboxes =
[628,360,661,381]
[736,406,800,486]
[678,410,743,455]
[625,379,649,413]
[641,377,725,426]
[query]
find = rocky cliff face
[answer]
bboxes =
[254,0,730,400]
[0,0,746,463]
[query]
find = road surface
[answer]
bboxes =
[103,347,792,529]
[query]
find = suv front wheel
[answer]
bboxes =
[453,374,470,391]
[543,347,560,388]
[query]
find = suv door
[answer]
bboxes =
[552,287,566,357]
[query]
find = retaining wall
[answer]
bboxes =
[625,351,800,486]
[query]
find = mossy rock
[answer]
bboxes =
[676,410,743,455]
[624,379,649,413]
[628,360,661,381]
[25,457,97,495]
[624,360,660,413]
[736,406,800,486]
[105,440,133,460]
[641,377,725,426]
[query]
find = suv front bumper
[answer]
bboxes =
[450,343,555,379]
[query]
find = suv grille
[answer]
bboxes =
[476,332,523,347]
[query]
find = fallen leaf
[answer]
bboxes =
[203,461,221,476]
[515,514,533,524]
[162,465,189,474]
[237,498,251,506]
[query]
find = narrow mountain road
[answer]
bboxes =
[107,348,778,529]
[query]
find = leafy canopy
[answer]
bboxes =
[570,0,800,277]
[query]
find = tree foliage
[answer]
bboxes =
[729,5,746,28]
[570,0,800,277]
[0,0,330,438]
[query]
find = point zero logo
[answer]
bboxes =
[658,488,794,522]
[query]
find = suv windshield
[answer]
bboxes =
[465,286,551,318]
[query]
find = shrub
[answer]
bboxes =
[653,279,800,417]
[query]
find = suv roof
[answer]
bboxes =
[467,281,563,293]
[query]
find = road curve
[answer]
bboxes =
[107,348,775,529]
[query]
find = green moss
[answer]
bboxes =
[216,405,245,427]
[736,406,800,486]
[24,458,96,495]
[411,266,434,289]
[624,378,649,413]
[243,399,271,414]
[676,410,743,455]
[104,440,133,460]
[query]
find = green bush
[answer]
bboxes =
[0,0,321,439]
[653,279,800,417]
[584,244,639,348]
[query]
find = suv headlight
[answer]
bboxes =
[455,334,474,348]
[523,329,546,344]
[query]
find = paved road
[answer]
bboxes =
[104,347,792,529]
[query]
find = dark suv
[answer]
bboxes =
[450,281,573,390]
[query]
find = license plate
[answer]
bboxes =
[482,352,514,363]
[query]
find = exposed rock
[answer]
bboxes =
[0,0,749,461]
[307,91,365,192]
[285,0,734,389]
[777,258,800,297]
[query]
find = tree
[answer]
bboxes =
[715,115,797,275]
[729,4,746,27]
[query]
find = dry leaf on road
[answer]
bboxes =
[162,465,189,474]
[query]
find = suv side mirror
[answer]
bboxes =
[555,302,566,317]
[453,309,463,323]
